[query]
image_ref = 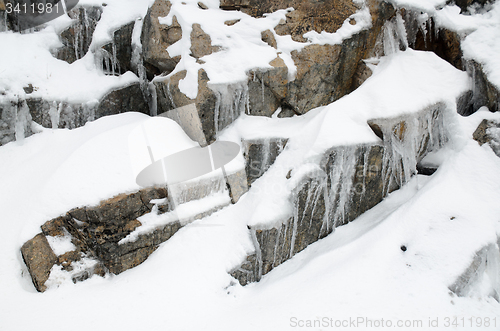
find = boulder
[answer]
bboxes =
[141,0,182,79]
[21,234,58,292]
[95,82,150,118]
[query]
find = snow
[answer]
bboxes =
[46,229,77,256]
[1,0,500,330]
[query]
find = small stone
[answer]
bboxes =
[197,1,208,9]
[401,245,407,252]
[224,19,240,26]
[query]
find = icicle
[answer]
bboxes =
[0,10,7,32]
[211,82,248,134]
[395,12,408,50]
[15,99,32,142]
[49,101,60,129]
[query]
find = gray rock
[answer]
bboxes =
[141,0,181,79]
[96,82,150,118]
[243,138,288,186]
[101,22,135,75]
[56,6,103,64]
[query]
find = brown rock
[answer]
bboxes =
[190,23,221,59]
[41,215,70,237]
[224,19,240,26]
[21,234,58,292]
[261,29,277,49]
[197,1,208,9]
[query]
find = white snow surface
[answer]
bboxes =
[1,45,500,330]
[1,0,500,329]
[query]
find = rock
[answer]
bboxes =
[101,22,135,75]
[247,56,288,117]
[95,82,150,118]
[232,103,449,285]
[243,138,288,186]
[405,13,463,70]
[453,0,492,13]
[225,168,249,203]
[473,119,500,157]
[21,234,58,292]
[460,61,500,116]
[155,69,246,144]
[261,29,277,49]
[190,23,221,59]
[197,1,208,10]
[141,0,182,79]
[56,6,103,64]
[351,60,373,91]
[219,0,250,10]
[235,0,358,43]
[158,103,208,146]
[224,19,240,26]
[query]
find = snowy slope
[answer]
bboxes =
[1,0,500,330]
[1,49,500,330]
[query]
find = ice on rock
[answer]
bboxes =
[211,82,249,134]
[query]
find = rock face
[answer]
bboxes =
[243,138,288,186]
[96,83,150,118]
[155,69,248,144]
[141,0,181,79]
[462,61,500,115]
[22,175,239,290]
[57,6,103,64]
[237,0,358,43]
[232,103,449,285]
[101,22,136,75]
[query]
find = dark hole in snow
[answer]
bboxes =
[401,245,407,252]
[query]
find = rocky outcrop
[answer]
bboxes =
[141,0,181,79]
[232,103,449,285]
[22,172,241,291]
